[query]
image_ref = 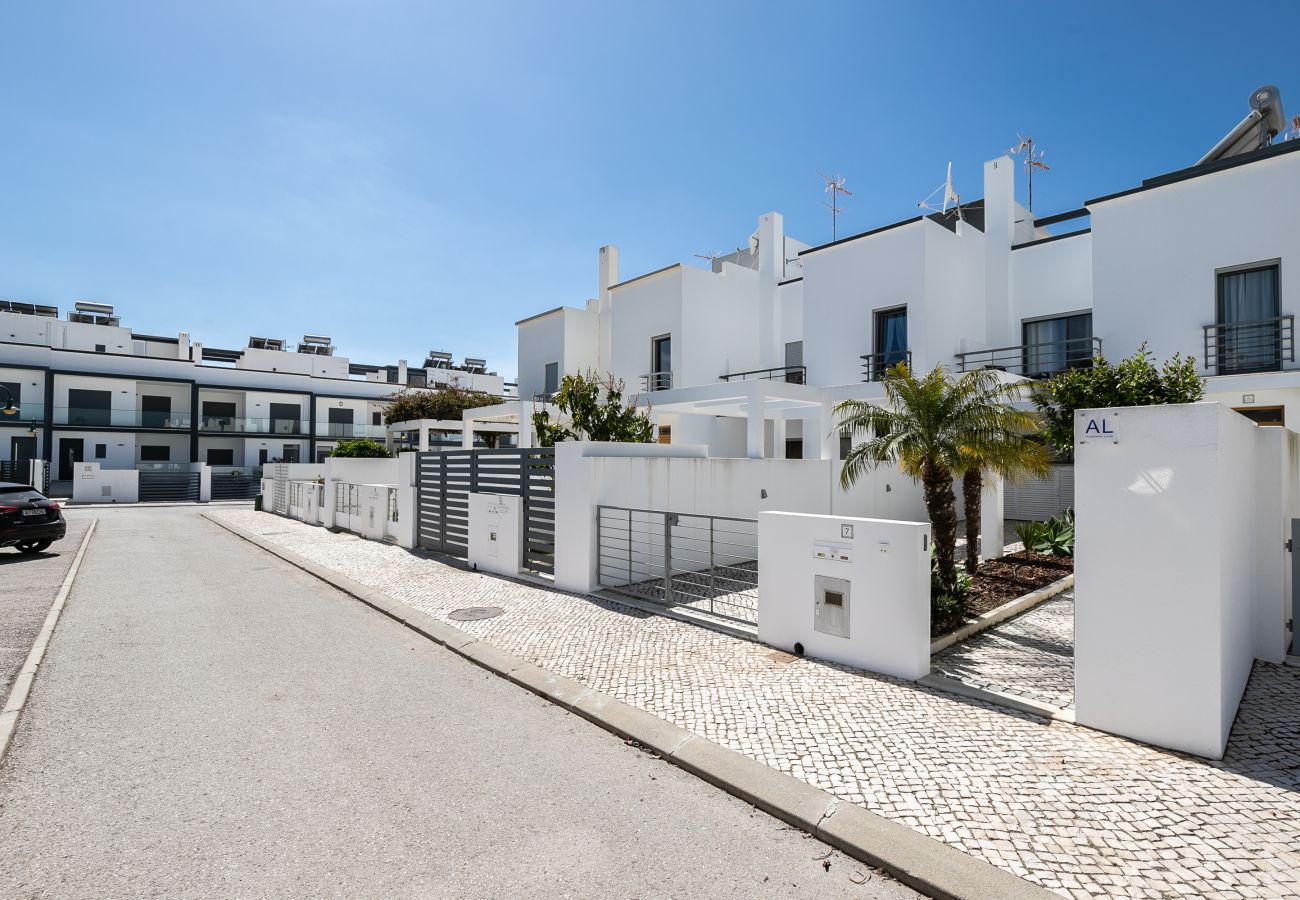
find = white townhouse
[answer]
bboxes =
[0,301,510,490]
[516,84,1300,468]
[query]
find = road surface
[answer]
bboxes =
[0,506,917,898]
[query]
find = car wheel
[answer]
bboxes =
[15,540,52,554]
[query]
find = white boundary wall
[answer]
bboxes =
[1074,402,1298,759]
[757,512,930,679]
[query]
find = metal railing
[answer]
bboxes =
[719,365,806,384]
[1204,316,1295,375]
[596,505,759,625]
[860,351,912,382]
[954,336,1102,378]
[316,422,387,439]
[641,371,673,392]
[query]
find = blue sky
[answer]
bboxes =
[2,1,1297,379]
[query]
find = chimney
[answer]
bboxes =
[598,245,619,374]
[756,212,784,366]
[178,331,191,362]
[398,358,408,386]
[983,156,1016,348]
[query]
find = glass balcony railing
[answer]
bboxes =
[0,402,45,422]
[315,422,388,439]
[198,416,308,435]
[53,407,192,428]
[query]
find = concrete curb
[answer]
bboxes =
[203,512,1055,900]
[0,519,98,763]
[930,573,1074,655]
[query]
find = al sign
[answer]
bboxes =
[1079,413,1118,444]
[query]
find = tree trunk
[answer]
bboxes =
[922,458,959,594]
[963,468,982,575]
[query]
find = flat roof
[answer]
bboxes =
[1086,138,1300,206]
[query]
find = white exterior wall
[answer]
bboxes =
[54,431,136,470]
[607,267,685,391]
[1090,150,1300,371]
[801,222,926,386]
[1073,403,1271,758]
[134,433,190,464]
[1010,233,1094,330]
[680,263,761,381]
[70,462,139,503]
[920,219,987,368]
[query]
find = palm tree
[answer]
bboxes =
[956,410,1051,575]
[835,364,1045,594]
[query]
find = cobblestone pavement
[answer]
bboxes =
[933,591,1076,710]
[212,510,1300,899]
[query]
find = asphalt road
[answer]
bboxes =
[0,506,919,899]
[0,512,91,701]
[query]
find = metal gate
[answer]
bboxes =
[417,448,555,575]
[138,470,200,502]
[596,506,759,624]
[211,467,262,501]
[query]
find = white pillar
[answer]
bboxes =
[418,423,429,453]
[747,395,766,460]
[397,358,408,387]
[462,411,475,449]
[983,156,1016,349]
[772,419,786,459]
[980,475,1004,561]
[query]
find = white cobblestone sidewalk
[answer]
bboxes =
[213,510,1300,899]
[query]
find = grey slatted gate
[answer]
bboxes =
[417,447,555,575]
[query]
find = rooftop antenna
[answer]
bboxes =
[919,162,962,220]
[818,171,852,241]
[693,250,727,263]
[1289,115,1300,142]
[1008,134,1050,213]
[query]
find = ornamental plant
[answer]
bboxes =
[532,370,655,446]
[329,438,391,458]
[1031,344,1204,458]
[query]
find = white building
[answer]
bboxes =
[516,86,1300,470]
[0,301,511,487]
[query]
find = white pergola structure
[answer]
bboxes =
[385,416,520,453]
[637,379,835,459]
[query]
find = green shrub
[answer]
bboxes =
[329,438,391,458]
[932,593,967,635]
[1037,510,1075,557]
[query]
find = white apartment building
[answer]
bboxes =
[0,301,509,486]
[517,86,1300,463]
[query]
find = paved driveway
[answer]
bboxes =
[0,514,90,701]
[0,506,916,899]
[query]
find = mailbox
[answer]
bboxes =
[813,574,851,638]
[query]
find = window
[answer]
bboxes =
[67,388,111,426]
[94,443,107,459]
[372,411,382,426]
[1022,312,1093,377]
[650,335,671,390]
[544,362,559,396]
[1234,405,1285,426]
[839,431,852,460]
[94,344,106,353]
[784,341,805,383]
[1216,264,1281,375]
[873,308,907,379]
[140,445,170,461]
[785,439,804,459]
[657,424,672,445]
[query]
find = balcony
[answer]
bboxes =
[1204,316,1295,376]
[53,407,192,428]
[954,337,1102,378]
[317,422,388,439]
[642,371,673,392]
[860,351,912,382]
[719,365,806,385]
[198,415,308,435]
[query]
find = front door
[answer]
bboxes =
[59,438,84,481]
[10,435,36,465]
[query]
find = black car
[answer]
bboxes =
[0,482,67,554]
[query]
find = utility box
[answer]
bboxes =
[757,512,930,681]
[468,492,522,577]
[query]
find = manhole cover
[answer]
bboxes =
[449,606,504,621]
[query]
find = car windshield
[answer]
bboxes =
[0,488,46,503]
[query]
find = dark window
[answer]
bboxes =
[281,444,301,463]
[141,395,172,428]
[1022,313,1093,377]
[140,445,170,461]
[873,308,907,379]
[327,406,354,437]
[372,411,382,426]
[839,432,852,460]
[544,362,559,395]
[94,344,106,353]
[0,381,20,410]
[784,341,804,383]
[205,448,234,466]
[407,371,427,388]
[94,443,106,459]
[785,439,804,459]
[650,335,671,390]
[1234,406,1285,426]
[67,388,112,426]
[1216,265,1281,375]
[657,425,671,445]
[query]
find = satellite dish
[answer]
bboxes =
[919,162,962,220]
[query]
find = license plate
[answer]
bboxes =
[22,509,45,517]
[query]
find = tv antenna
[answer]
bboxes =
[919,162,962,221]
[818,171,852,240]
[1289,115,1300,142]
[1008,134,1050,212]
[693,250,728,263]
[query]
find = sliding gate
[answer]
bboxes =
[596,506,759,625]
[416,448,555,575]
